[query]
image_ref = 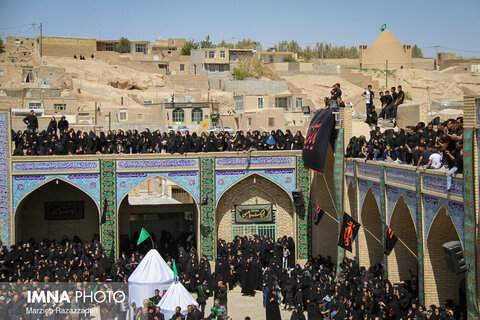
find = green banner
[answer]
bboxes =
[235,204,273,224]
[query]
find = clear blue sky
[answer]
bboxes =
[1,0,479,58]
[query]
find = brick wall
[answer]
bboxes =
[387,197,418,283]
[311,146,339,259]
[215,174,294,243]
[14,180,100,242]
[424,206,464,306]
[358,189,383,268]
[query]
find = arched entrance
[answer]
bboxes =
[117,175,198,259]
[387,196,418,283]
[425,206,465,307]
[216,174,295,244]
[15,179,100,243]
[359,188,383,268]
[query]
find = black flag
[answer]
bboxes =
[101,198,108,225]
[313,205,325,225]
[302,109,335,173]
[338,212,361,252]
[384,226,398,255]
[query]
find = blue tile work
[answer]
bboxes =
[423,195,464,244]
[345,161,354,174]
[12,174,101,214]
[422,174,463,195]
[215,169,295,202]
[386,186,417,228]
[357,163,381,178]
[358,179,381,211]
[0,113,11,245]
[215,156,295,170]
[13,160,98,172]
[385,168,416,186]
[116,171,200,204]
[116,158,199,171]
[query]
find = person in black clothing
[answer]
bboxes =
[391,87,398,103]
[150,289,162,305]
[393,85,405,119]
[330,83,342,101]
[58,115,69,133]
[292,131,304,150]
[396,126,419,164]
[265,285,281,320]
[23,110,38,132]
[365,106,378,127]
[379,90,393,120]
[47,116,57,134]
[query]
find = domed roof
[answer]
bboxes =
[363,30,410,66]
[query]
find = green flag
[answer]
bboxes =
[173,260,178,278]
[380,24,387,32]
[137,228,151,246]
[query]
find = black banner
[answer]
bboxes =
[384,226,398,255]
[338,212,361,252]
[302,109,335,173]
[44,201,84,220]
[313,205,325,225]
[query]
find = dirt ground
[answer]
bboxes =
[222,288,294,320]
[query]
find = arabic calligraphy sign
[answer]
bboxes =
[234,204,273,224]
[45,201,85,220]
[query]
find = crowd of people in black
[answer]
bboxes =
[363,85,405,127]
[346,117,464,192]
[0,232,464,319]
[13,110,305,156]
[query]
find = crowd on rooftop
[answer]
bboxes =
[12,111,305,156]
[345,117,464,192]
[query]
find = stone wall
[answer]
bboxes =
[396,102,430,128]
[42,37,97,57]
[223,79,288,95]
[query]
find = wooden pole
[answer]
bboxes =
[385,60,388,89]
[40,22,43,58]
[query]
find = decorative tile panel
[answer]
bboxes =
[12,174,101,214]
[345,161,354,174]
[116,158,199,171]
[215,169,295,202]
[100,160,116,258]
[423,174,463,195]
[415,172,424,305]
[333,130,344,274]
[386,186,417,229]
[385,168,416,186]
[357,163,381,178]
[296,156,311,260]
[0,113,11,245]
[461,128,477,319]
[200,158,215,261]
[358,179,381,211]
[423,195,464,244]
[215,156,295,170]
[13,160,99,173]
[116,171,200,204]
